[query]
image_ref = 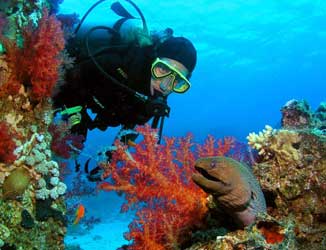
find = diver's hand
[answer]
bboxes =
[68,113,82,128]
[145,97,170,117]
[86,166,105,182]
[85,158,111,182]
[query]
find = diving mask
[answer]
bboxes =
[151,58,191,94]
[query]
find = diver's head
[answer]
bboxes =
[157,36,197,74]
[150,36,197,96]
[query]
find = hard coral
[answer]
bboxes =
[2,167,30,200]
[247,125,276,159]
[249,100,326,249]
[269,129,302,168]
[281,99,312,129]
[314,102,326,130]
[185,214,296,250]
[99,125,235,250]
[247,125,302,167]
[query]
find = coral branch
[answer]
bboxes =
[197,135,235,157]
[99,125,235,249]
[0,8,65,101]
[24,9,65,101]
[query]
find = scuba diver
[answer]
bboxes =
[52,0,197,181]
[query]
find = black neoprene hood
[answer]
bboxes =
[156,37,197,74]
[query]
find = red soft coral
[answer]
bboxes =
[99,125,235,250]
[49,123,84,159]
[0,121,17,164]
[0,8,65,101]
[23,9,65,101]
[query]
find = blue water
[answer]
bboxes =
[59,0,326,141]
[59,0,326,249]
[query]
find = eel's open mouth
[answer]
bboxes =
[194,165,220,182]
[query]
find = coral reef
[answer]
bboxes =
[0,2,68,249]
[99,125,235,250]
[281,99,313,129]
[186,214,297,250]
[186,99,326,250]
[281,99,326,132]
[314,102,326,129]
[0,0,44,42]
[249,100,326,249]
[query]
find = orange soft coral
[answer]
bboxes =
[197,135,235,157]
[99,125,235,250]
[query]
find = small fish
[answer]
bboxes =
[73,204,85,225]
[192,156,266,227]
[127,139,137,147]
[74,159,81,172]
[84,158,92,173]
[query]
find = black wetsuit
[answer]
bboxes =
[53,44,166,138]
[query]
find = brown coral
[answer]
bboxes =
[0,55,11,86]
[251,102,326,248]
[268,130,302,167]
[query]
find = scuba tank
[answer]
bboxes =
[69,0,173,61]
[70,0,150,61]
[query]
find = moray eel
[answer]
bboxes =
[192,156,266,227]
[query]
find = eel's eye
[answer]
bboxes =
[210,161,217,168]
